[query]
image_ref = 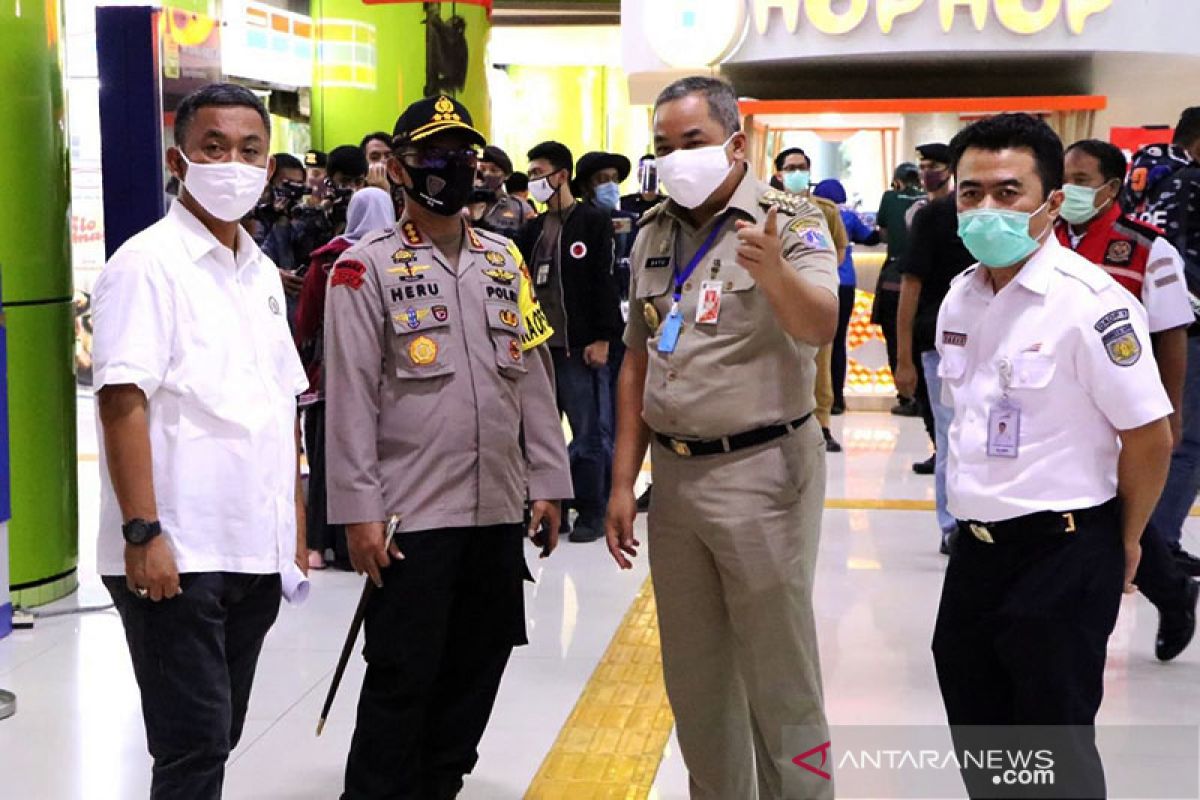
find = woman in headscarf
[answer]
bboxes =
[296,187,397,569]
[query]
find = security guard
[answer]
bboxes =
[606,76,838,800]
[932,114,1174,798]
[323,95,572,800]
[468,145,527,240]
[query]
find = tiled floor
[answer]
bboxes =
[0,396,1196,799]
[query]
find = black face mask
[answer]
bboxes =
[404,155,476,217]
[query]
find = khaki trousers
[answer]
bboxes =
[648,418,832,800]
[813,344,834,429]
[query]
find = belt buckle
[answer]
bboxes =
[671,439,692,457]
[969,523,995,544]
[1063,512,1076,533]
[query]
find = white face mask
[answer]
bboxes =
[529,174,557,204]
[178,153,268,222]
[656,135,735,209]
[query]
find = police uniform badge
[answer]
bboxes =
[483,268,516,285]
[1104,240,1133,266]
[391,249,416,264]
[402,222,424,246]
[498,308,519,328]
[432,305,449,322]
[485,251,507,266]
[409,335,438,366]
[643,301,661,333]
[508,339,522,363]
[401,307,431,330]
[1102,323,1142,366]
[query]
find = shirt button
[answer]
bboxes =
[684,282,693,292]
[667,371,677,381]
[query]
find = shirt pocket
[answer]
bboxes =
[706,263,757,334]
[485,299,527,378]
[1009,352,1056,390]
[388,299,455,380]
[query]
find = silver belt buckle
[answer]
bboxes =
[969,523,995,544]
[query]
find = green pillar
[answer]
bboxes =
[311,0,491,149]
[0,0,78,605]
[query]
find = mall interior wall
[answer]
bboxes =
[310,0,492,150]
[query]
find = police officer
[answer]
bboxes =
[932,114,1174,798]
[468,145,527,240]
[1057,137,1199,661]
[323,95,572,800]
[606,76,838,800]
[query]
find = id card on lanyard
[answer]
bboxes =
[987,357,1021,458]
[658,214,729,354]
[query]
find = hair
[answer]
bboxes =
[1174,107,1200,147]
[774,147,809,172]
[173,83,270,148]
[654,76,741,137]
[327,145,369,180]
[948,113,1064,198]
[527,141,574,177]
[360,131,392,151]
[505,172,529,193]
[273,153,305,175]
[1065,139,1128,184]
[481,145,514,176]
[894,162,920,186]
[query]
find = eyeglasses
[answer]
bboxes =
[403,147,479,170]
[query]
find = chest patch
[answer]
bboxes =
[1104,240,1134,266]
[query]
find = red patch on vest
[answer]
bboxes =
[331,261,367,290]
[1104,240,1133,266]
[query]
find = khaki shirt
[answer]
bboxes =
[323,217,573,532]
[623,169,839,439]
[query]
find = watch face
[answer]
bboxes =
[124,520,159,545]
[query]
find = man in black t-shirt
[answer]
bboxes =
[897,193,975,553]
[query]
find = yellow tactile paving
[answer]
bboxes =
[525,576,675,800]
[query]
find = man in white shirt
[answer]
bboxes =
[932,114,1174,798]
[91,83,309,799]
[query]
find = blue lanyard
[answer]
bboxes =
[673,213,729,302]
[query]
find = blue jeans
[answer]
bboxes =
[922,350,957,535]
[551,347,613,521]
[1149,335,1200,549]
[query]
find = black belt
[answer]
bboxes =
[958,498,1118,544]
[655,414,811,458]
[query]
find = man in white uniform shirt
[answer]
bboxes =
[91,84,309,800]
[931,114,1174,799]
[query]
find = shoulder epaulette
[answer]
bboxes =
[1113,215,1162,248]
[365,227,399,246]
[638,201,668,227]
[475,227,513,248]
[758,187,805,215]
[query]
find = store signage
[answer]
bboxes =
[751,0,1113,35]
[645,0,1114,68]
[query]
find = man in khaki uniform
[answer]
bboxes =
[606,77,839,800]
[323,95,572,799]
[774,147,849,452]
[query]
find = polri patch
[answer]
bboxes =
[1094,308,1130,333]
[1104,240,1134,266]
[483,268,517,285]
[1102,323,1142,366]
[645,256,670,270]
[485,251,507,266]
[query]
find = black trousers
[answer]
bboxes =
[343,525,529,800]
[872,285,900,381]
[932,500,1123,799]
[104,572,282,800]
[1135,517,1196,612]
[304,402,348,563]
[832,284,856,408]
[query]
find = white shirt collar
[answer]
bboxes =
[167,200,263,271]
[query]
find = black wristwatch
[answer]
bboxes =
[122,518,162,546]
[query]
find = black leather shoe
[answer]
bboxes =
[1172,547,1200,578]
[1156,579,1199,662]
[636,485,652,513]
[568,517,604,543]
[831,403,845,416]
[823,427,842,453]
[891,399,921,417]
[912,455,935,475]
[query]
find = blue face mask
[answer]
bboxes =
[783,170,811,194]
[956,201,1050,268]
[594,182,621,211]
